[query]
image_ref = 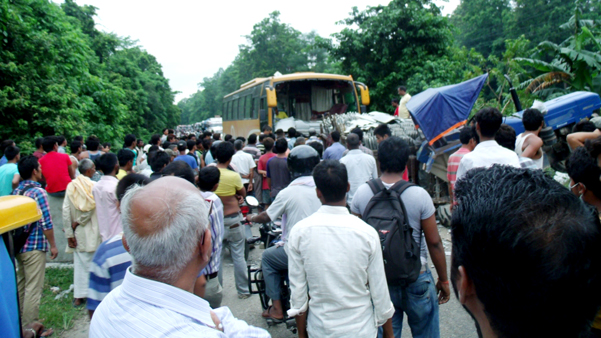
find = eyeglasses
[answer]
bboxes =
[570,182,586,191]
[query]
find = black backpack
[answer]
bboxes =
[362,179,421,287]
[10,185,36,255]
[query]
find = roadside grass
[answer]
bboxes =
[38,267,86,334]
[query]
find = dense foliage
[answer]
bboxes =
[0,0,179,153]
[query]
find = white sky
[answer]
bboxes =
[58,0,459,102]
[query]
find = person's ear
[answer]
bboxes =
[315,187,324,201]
[121,235,130,253]
[199,228,212,262]
[346,182,350,193]
[212,183,219,192]
[457,266,476,305]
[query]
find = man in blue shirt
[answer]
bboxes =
[173,141,198,173]
[0,139,15,167]
[323,131,346,161]
[0,146,20,196]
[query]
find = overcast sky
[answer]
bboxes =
[59,0,459,102]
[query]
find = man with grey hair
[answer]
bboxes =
[340,133,377,205]
[63,158,102,307]
[89,177,269,337]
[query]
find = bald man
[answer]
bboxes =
[89,177,269,338]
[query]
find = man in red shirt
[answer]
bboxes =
[257,137,276,209]
[39,136,75,197]
[447,127,478,205]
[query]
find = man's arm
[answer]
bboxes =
[68,161,76,179]
[295,311,308,338]
[567,129,601,150]
[422,215,450,304]
[521,137,544,159]
[12,173,20,190]
[247,160,254,192]
[38,191,58,259]
[43,229,58,259]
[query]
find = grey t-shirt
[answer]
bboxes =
[267,157,291,198]
[351,181,436,265]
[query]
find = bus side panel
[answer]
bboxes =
[223,119,261,139]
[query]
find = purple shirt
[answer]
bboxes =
[92,176,122,241]
[323,142,346,161]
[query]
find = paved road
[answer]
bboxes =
[63,225,478,338]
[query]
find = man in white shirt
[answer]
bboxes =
[89,177,269,338]
[515,108,545,169]
[245,145,322,322]
[231,140,256,192]
[397,86,411,119]
[340,133,377,205]
[456,107,521,181]
[287,160,394,338]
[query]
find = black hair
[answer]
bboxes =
[116,174,151,202]
[177,141,187,152]
[567,146,601,200]
[236,136,246,143]
[187,140,196,151]
[102,142,111,150]
[162,128,169,133]
[167,134,177,142]
[573,120,597,133]
[150,134,161,146]
[350,127,364,141]
[397,85,407,92]
[202,139,212,153]
[198,166,220,192]
[85,136,101,151]
[313,160,348,203]
[374,124,392,138]
[74,135,84,143]
[213,133,221,141]
[475,107,502,138]
[288,128,297,138]
[18,155,39,180]
[195,138,203,147]
[495,124,516,151]
[148,145,159,154]
[452,165,601,338]
[0,139,14,152]
[308,141,323,158]
[57,135,66,145]
[248,134,257,144]
[259,134,266,142]
[203,131,212,139]
[224,134,233,142]
[35,138,43,150]
[162,161,195,185]
[4,145,20,161]
[162,141,171,149]
[151,151,171,172]
[124,134,137,148]
[215,141,235,164]
[391,98,400,104]
[275,129,284,135]
[42,136,58,152]
[262,125,272,132]
[263,137,274,152]
[346,133,360,149]
[331,131,341,142]
[274,138,288,154]
[522,108,545,131]
[378,137,409,173]
[459,126,477,145]
[70,140,82,154]
[234,140,243,151]
[96,153,118,174]
[117,149,135,167]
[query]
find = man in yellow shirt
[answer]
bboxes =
[397,86,412,119]
[214,142,251,299]
[116,149,134,180]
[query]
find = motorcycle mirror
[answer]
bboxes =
[245,196,259,207]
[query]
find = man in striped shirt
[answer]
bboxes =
[13,156,58,325]
[447,127,478,205]
[90,177,269,337]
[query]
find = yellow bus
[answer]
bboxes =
[222,72,370,138]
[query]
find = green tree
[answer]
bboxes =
[330,0,453,112]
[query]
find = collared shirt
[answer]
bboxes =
[447,146,471,192]
[13,181,53,253]
[200,191,224,275]
[342,144,374,157]
[307,136,322,145]
[287,206,394,338]
[87,234,131,311]
[456,140,521,181]
[90,268,270,338]
[92,176,122,241]
[266,176,321,245]
[323,142,345,161]
[339,149,378,205]
[398,93,412,119]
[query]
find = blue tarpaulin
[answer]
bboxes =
[407,74,488,144]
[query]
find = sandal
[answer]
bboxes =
[261,305,284,321]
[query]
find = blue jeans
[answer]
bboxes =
[378,269,440,338]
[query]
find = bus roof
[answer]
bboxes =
[223,72,355,99]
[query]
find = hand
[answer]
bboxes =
[67,237,77,249]
[262,173,267,178]
[49,246,58,260]
[71,221,79,230]
[237,195,244,205]
[210,310,223,332]
[246,214,254,223]
[436,280,451,304]
[23,322,45,338]
[247,183,253,192]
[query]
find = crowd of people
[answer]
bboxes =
[2,104,601,338]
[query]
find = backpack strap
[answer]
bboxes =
[389,180,415,196]
[18,185,36,196]
[366,178,386,196]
